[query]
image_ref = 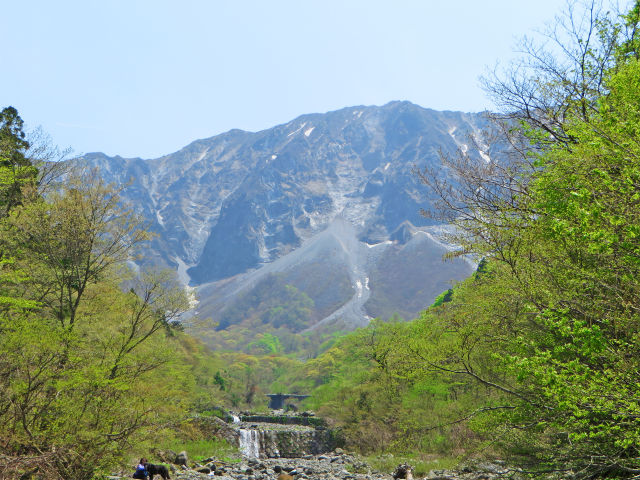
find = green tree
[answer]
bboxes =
[3,171,150,329]
[0,106,38,218]
[414,4,640,476]
[0,159,192,478]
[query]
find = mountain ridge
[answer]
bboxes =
[77,101,488,341]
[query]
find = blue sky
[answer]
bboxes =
[4,1,572,158]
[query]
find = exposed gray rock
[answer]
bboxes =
[175,450,189,466]
[78,102,486,335]
[152,448,177,464]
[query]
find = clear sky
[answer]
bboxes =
[3,1,572,159]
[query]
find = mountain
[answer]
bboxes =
[77,101,491,348]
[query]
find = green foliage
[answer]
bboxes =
[294,7,640,474]
[0,135,202,479]
[6,3,640,475]
[408,14,640,477]
[491,59,640,474]
[275,315,489,457]
[158,437,237,463]
[247,332,282,354]
[213,371,227,391]
[199,273,332,355]
[0,106,37,217]
[430,288,453,307]
[216,274,314,333]
[265,285,314,330]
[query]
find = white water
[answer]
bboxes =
[231,414,240,423]
[239,429,260,458]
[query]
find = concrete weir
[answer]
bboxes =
[266,394,310,410]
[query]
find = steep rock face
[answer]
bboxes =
[78,101,486,333]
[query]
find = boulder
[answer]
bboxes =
[152,448,177,464]
[392,463,413,480]
[175,451,188,466]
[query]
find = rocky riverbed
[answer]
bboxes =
[106,450,522,480]
[106,412,522,480]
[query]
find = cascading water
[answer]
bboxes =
[227,410,334,458]
[239,428,260,458]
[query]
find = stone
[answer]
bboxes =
[153,448,178,464]
[175,451,189,466]
[392,463,413,480]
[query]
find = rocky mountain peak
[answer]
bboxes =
[78,102,486,340]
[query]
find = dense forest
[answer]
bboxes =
[2,1,640,479]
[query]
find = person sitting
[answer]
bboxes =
[133,457,148,479]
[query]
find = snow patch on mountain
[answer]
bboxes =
[77,102,489,333]
[287,122,307,137]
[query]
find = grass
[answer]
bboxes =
[160,437,240,463]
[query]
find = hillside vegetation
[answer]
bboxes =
[288,3,640,478]
[0,110,277,478]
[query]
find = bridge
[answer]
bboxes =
[266,393,310,410]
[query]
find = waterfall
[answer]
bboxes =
[227,411,335,458]
[239,428,260,458]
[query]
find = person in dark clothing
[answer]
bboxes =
[133,457,148,479]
